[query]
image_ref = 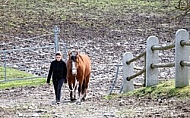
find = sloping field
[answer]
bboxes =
[0,0,190,117]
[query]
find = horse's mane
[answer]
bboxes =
[68,51,85,63]
[78,54,84,62]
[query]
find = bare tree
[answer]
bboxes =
[175,0,190,22]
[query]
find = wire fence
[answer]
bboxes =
[0,26,67,82]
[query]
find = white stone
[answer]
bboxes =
[146,36,159,87]
[175,29,189,87]
[122,52,134,93]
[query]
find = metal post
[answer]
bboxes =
[109,65,120,95]
[122,52,134,93]
[3,50,7,81]
[175,29,189,88]
[144,54,146,87]
[146,36,159,87]
[64,42,68,61]
[54,26,60,53]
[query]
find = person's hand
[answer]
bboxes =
[64,78,67,84]
[44,83,51,88]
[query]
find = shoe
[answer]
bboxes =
[56,100,60,104]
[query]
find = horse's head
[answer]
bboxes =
[68,50,79,76]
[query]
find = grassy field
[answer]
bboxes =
[105,79,190,99]
[0,78,46,89]
[0,0,180,36]
[0,0,189,95]
[0,67,45,89]
[0,67,34,80]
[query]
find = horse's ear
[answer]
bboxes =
[76,51,79,55]
[68,51,70,57]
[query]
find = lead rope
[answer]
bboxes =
[69,76,77,92]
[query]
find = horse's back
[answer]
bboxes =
[79,54,91,75]
[80,54,91,64]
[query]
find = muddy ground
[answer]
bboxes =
[0,1,190,118]
[0,85,190,118]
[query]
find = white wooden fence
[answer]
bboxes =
[122,29,190,93]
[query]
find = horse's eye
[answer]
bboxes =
[71,56,77,62]
[71,56,74,60]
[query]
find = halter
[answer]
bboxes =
[71,51,77,76]
[69,76,77,92]
[69,51,78,92]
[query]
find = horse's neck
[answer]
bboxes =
[78,54,84,63]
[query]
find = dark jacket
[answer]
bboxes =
[47,59,67,83]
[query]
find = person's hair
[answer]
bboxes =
[55,51,62,56]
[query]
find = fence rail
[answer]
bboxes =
[126,51,146,65]
[0,33,54,45]
[151,43,175,51]
[180,40,190,46]
[151,62,175,68]
[180,61,190,67]
[126,68,146,81]
[122,29,190,93]
[0,26,62,82]
[0,45,55,53]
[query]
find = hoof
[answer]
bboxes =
[82,97,86,101]
[71,98,76,101]
[76,99,81,105]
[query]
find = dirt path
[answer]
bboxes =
[0,84,190,118]
[0,1,190,118]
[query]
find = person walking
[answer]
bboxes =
[47,51,67,104]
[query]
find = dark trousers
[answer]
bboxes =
[53,78,64,101]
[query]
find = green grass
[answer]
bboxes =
[0,67,34,80]
[0,67,46,89]
[105,79,190,99]
[128,80,190,98]
[0,78,46,89]
[0,0,180,35]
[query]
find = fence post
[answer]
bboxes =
[175,29,189,88]
[54,26,60,52]
[122,52,134,93]
[3,50,7,81]
[146,36,159,87]
[144,54,146,87]
[64,43,68,61]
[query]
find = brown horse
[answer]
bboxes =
[67,50,91,104]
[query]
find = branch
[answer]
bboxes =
[173,0,190,23]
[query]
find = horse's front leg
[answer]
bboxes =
[68,84,74,101]
[69,77,78,102]
[76,82,82,105]
[73,84,77,100]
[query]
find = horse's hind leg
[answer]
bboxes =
[81,90,86,101]
[81,79,86,101]
[78,82,82,98]
[82,79,86,94]
[82,73,90,101]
